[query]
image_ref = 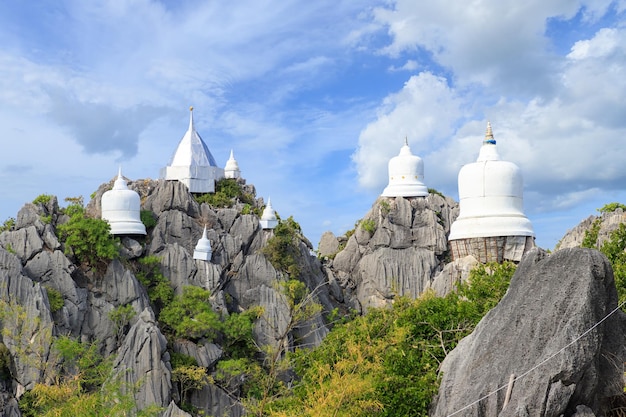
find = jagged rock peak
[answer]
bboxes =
[431,248,626,416]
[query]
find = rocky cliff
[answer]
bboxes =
[431,248,626,417]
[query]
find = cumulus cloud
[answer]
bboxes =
[353,71,463,190]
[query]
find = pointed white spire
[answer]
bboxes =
[160,107,225,193]
[193,225,213,261]
[260,197,278,229]
[224,149,241,179]
[112,166,127,190]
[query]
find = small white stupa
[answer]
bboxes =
[381,138,428,198]
[259,197,278,229]
[448,122,534,262]
[101,168,147,235]
[193,226,212,261]
[224,149,241,179]
[160,107,225,193]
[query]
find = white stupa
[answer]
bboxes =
[101,168,147,235]
[448,123,534,262]
[193,226,213,261]
[381,138,428,197]
[224,149,241,179]
[259,197,278,229]
[160,107,225,193]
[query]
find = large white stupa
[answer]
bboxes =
[224,149,241,179]
[381,138,428,198]
[448,123,534,262]
[160,107,225,193]
[259,197,278,230]
[193,226,213,261]
[101,168,147,235]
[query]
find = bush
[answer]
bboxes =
[159,286,221,340]
[32,194,53,206]
[361,219,376,235]
[195,178,255,208]
[140,210,157,229]
[262,216,303,278]
[599,202,626,213]
[57,200,119,267]
[0,217,15,232]
[135,255,174,309]
[45,287,64,313]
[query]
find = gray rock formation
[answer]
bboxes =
[328,194,459,311]
[431,248,626,417]
[558,208,626,250]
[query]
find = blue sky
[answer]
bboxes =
[1,0,625,250]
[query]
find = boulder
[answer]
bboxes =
[431,248,626,416]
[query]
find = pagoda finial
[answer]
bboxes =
[188,106,195,131]
[117,165,122,179]
[484,121,496,145]
[404,136,408,146]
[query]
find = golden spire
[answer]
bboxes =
[484,121,496,144]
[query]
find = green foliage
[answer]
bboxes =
[262,216,303,278]
[135,255,174,309]
[0,217,15,233]
[222,307,264,359]
[170,352,198,369]
[0,343,11,380]
[361,219,376,235]
[54,336,111,390]
[242,204,262,216]
[4,243,15,254]
[57,200,119,267]
[40,214,52,224]
[598,223,626,305]
[159,286,221,340]
[582,218,602,249]
[172,365,211,407]
[108,304,135,341]
[599,202,626,213]
[428,188,444,198]
[32,194,53,206]
[140,210,157,229]
[45,286,64,313]
[379,199,391,216]
[270,262,516,417]
[195,178,255,208]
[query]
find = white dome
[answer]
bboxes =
[381,139,428,197]
[260,197,278,229]
[101,168,147,235]
[449,123,534,240]
[193,226,212,261]
[224,149,241,179]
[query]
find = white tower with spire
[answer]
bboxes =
[193,226,213,261]
[259,198,278,229]
[381,138,429,198]
[101,168,147,235]
[448,122,534,262]
[160,107,225,193]
[224,149,241,179]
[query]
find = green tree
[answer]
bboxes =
[159,286,221,340]
[108,304,136,342]
[135,255,174,310]
[57,201,119,268]
[262,216,303,278]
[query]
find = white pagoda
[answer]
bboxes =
[193,226,213,261]
[259,198,278,230]
[448,123,534,262]
[381,138,428,198]
[101,168,147,235]
[224,149,241,179]
[160,107,224,193]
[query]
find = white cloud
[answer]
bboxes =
[353,71,462,190]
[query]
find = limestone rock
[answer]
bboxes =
[558,208,626,250]
[188,383,244,417]
[113,308,172,410]
[318,231,340,258]
[431,248,625,416]
[142,180,200,218]
[428,255,479,297]
[172,340,222,368]
[162,401,193,417]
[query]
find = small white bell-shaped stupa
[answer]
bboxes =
[160,107,225,193]
[448,123,534,262]
[193,226,213,261]
[101,168,147,235]
[381,138,428,197]
[224,149,241,179]
[259,197,278,229]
